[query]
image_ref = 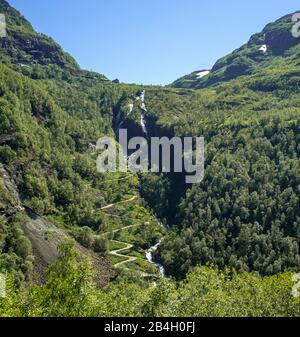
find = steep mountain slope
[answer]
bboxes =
[0,0,163,285]
[1,0,300,286]
[136,15,300,279]
[0,0,77,67]
[171,12,300,88]
[0,164,115,286]
[109,58,300,279]
[0,1,300,318]
[0,0,109,87]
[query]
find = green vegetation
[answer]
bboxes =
[142,63,300,279]
[0,59,163,278]
[1,240,300,317]
[0,214,33,285]
[0,0,300,317]
[0,0,163,281]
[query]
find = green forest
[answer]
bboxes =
[0,0,300,317]
[1,240,300,317]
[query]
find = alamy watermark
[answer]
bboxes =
[292,13,300,38]
[0,14,6,38]
[292,273,300,298]
[0,273,6,298]
[96,130,205,184]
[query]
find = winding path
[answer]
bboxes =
[100,196,137,210]
[101,223,140,236]
[100,180,161,276]
[100,196,141,268]
[109,240,137,268]
[109,240,157,277]
[100,216,153,270]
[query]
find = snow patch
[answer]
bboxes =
[259,44,267,53]
[196,70,210,79]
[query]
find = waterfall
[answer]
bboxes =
[114,90,148,137]
[139,90,148,136]
[140,111,148,136]
[146,242,165,277]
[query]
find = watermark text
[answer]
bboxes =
[96,130,205,184]
[292,273,300,298]
[292,13,300,38]
[0,14,6,38]
[0,273,6,298]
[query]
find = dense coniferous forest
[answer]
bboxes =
[0,0,300,317]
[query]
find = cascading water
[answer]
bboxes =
[114,90,148,137]
[140,112,147,136]
[146,242,165,277]
[113,89,166,277]
[139,90,148,136]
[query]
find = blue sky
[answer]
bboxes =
[9,0,300,85]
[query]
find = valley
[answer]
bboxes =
[0,0,300,317]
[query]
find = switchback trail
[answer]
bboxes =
[101,196,160,276]
[101,223,141,236]
[109,240,158,277]
[100,195,141,269]
[100,196,137,210]
[109,240,137,268]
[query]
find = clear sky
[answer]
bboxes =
[9,0,300,85]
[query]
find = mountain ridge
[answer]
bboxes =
[170,11,300,89]
[0,0,110,84]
